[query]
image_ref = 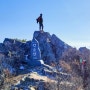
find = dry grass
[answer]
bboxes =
[29,72,55,83]
[60,60,72,72]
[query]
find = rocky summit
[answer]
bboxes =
[0,31,90,90]
[33,31,71,64]
[0,31,71,65]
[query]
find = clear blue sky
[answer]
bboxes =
[0,0,90,49]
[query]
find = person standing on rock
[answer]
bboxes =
[36,14,43,31]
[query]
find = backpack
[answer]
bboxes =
[36,17,42,23]
[36,17,39,23]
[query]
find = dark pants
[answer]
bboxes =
[39,23,43,30]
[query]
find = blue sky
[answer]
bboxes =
[0,0,90,49]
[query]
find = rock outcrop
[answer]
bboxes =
[33,31,70,64]
[0,31,71,65]
[0,31,90,90]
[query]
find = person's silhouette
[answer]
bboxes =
[36,14,43,31]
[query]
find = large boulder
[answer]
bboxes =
[51,34,68,61]
[34,31,56,64]
[33,31,70,64]
[3,38,22,51]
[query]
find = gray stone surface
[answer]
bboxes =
[30,38,41,60]
[0,31,71,65]
[33,31,70,64]
[29,38,44,66]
